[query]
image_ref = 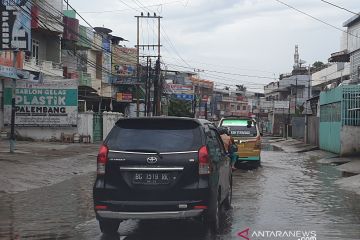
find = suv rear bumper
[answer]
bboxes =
[96,209,204,220]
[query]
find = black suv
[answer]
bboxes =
[93,117,232,234]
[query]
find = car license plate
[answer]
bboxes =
[132,172,172,185]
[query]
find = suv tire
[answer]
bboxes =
[205,192,221,232]
[99,220,120,234]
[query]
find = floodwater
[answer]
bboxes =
[1,138,360,240]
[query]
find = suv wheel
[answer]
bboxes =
[205,193,221,232]
[224,176,232,210]
[99,220,120,234]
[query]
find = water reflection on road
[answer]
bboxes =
[1,139,360,239]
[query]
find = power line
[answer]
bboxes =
[14,1,126,80]
[115,0,271,80]
[63,0,94,29]
[274,0,360,39]
[117,0,193,68]
[320,0,360,16]
[164,62,275,80]
[79,0,186,14]
[34,0,139,66]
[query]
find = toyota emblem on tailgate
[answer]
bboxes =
[147,156,158,164]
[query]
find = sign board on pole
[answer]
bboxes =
[164,83,193,94]
[174,93,193,101]
[0,65,18,78]
[0,1,32,51]
[0,65,31,79]
[3,79,78,127]
[274,101,289,109]
[116,92,133,102]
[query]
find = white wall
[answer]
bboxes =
[77,112,94,143]
[10,127,77,141]
[340,126,360,155]
[3,112,94,142]
[312,63,350,86]
[102,112,123,140]
[347,21,360,53]
[279,75,310,88]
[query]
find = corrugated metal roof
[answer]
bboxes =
[343,14,360,27]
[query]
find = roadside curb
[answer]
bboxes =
[269,139,319,153]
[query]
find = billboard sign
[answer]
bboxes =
[4,79,78,127]
[0,65,29,79]
[174,93,193,101]
[190,77,214,89]
[164,83,193,94]
[116,92,132,102]
[274,101,289,109]
[0,0,32,51]
[112,76,140,85]
[112,46,137,77]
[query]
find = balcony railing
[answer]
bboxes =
[64,67,92,87]
[79,72,92,87]
[24,56,63,77]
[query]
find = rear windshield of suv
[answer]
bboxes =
[221,119,258,137]
[106,119,202,152]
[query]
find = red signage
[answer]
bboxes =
[116,92,133,102]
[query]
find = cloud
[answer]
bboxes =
[71,0,360,91]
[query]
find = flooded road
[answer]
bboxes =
[1,139,360,240]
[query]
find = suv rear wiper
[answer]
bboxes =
[124,149,163,159]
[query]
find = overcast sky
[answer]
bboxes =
[71,0,359,92]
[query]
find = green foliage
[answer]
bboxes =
[236,84,246,92]
[168,99,193,117]
[311,61,326,73]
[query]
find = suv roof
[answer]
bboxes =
[115,117,212,127]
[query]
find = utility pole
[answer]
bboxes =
[144,57,149,116]
[305,65,311,144]
[295,75,298,116]
[308,65,311,99]
[156,15,161,116]
[148,58,152,116]
[136,15,140,117]
[10,50,18,153]
[135,13,162,116]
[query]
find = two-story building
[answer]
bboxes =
[212,88,249,120]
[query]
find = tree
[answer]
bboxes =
[168,99,193,117]
[311,61,325,73]
[236,84,246,92]
[235,84,246,96]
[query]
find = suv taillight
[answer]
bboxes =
[97,144,108,175]
[198,145,211,175]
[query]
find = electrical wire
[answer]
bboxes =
[320,0,360,17]
[13,1,121,80]
[79,0,186,14]
[274,0,360,39]
[33,0,138,68]
[36,0,268,91]
[116,0,268,90]
[164,62,276,80]
[117,0,193,69]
